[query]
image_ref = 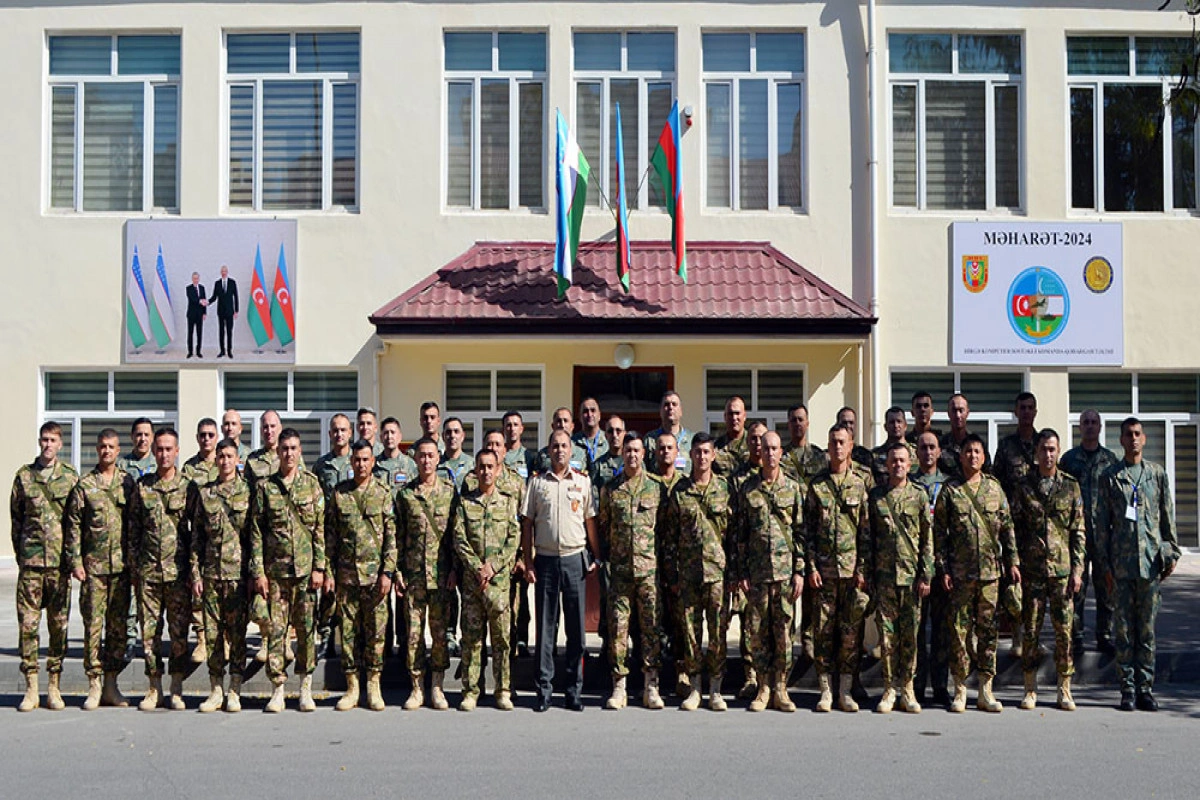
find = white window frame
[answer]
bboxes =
[701,31,807,212]
[888,368,1028,451]
[218,368,359,450]
[443,365,546,451]
[223,30,361,213]
[45,33,181,214]
[702,365,808,434]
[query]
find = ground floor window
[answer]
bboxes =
[889,369,1024,451]
[222,369,358,457]
[445,366,543,452]
[704,366,805,438]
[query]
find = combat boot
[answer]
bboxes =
[606,674,628,710]
[771,676,796,712]
[977,676,1002,712]
[298,675,316,712]
[336,672,360,711]
[139,675,163,711]
[403,672,424,710]
[898,681,921,714]
[459,693,478,712]
[168,673,186,710]
[199,675,225,713]
[680,674,702,711]
[101,672,129,707]
[709,676,727,712]
[675,671,692,698]
[366,672,385,711]
[875,685,896,714]
[225,676,242,713]
[265,682,286,713]
[83,675,103,711]
[430,670,449,710]
[815,673,833,712]
[949,678,967,713]
[46,673,65,710]
[738,667,759,700]
[644,670,665,710]
[18,671,38,712]
[748,674,771,712]
[838,675,859,713]
[1057,675,1076,711]
[495,691,514,711]
[192,631,208,665]
[1020,671,1037,710]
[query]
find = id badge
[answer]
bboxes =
[1125,505,1138,522]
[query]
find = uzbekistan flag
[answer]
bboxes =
[126,246,152,349]
[614,102,631,293]
[269,243,296,346]
[247,244,274,347]
[650,100,686,282]
[147,245,176,347]
[555,109,590,298]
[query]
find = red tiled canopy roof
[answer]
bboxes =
[369,241,875,337]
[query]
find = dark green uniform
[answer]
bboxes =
[1059,443,1119,648]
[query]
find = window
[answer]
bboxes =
[1068,372,1198,547]
[704,367,805,438]
[889,370,1025,450]
[1068,36,1196,212]
[41,371,178,471]
[222,369,358,456]
[48,35,180,212]
[445,367,543,452]
[703,32,805,210]
[226,32,360,211]
[888,33,1022,211]
[573,31,675,209]
[445,32,546,210]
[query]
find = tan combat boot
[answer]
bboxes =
[1057,675,1076,711]
[168,673,186,710]
[459,693,478,712]
[644,670,665,710]
[139,675,163,711]
[738,667,759,700]
[18,671,39,712]
[838,675,859,713]
[605,675,627,710]
[366,672,385,711]
[675,671,692,698]
[977,676,1002,713]
[46,673,65,710]
[680,674,702,711]
[298,675,316,712]
[949,678,968,713]
[192,631,208,665]
[772,676,796,712]
[898,681,921,714]
[336,672,360,711]
[709,676,727,712]
[815,673,833,712]
[1020,671,1037,710]
[199,675,224,713]
[264,682,286,713]
[876,684,896,714]
[495,690,514,711]
[403,672,424,710]
[101,672,129,707]
[83,675,103,711]
[225,676,243,713]
[748,672,771,712]
[429,671,449,710]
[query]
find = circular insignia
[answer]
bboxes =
[1007,266,1070,346]
[1083,256,1113,294]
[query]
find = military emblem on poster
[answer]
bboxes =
[962,255,989,293]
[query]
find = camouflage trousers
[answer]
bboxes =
[1021,575,1074,676]
[461,577,513,696]
[16,567,71,675]
[609,575,660,676]
[813,578,868,676]
[202,579,248,679]
[948,578,999,680]
[266,577,316,684]
[876,583,920,687]
[1114,577,1162,693]
[403,582,451,675]
[677,580,725,679]
[80,572,130,677]
[722,585,753,670]
[338,583,388,674]
[139,578,191,676]
[745,581,796,677]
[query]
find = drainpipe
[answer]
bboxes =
[866,0,882,444]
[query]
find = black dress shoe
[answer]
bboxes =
[1118,692,1136,711]
[534,698,550,713]
[565,697,584,712]
[217,350,226,358]
[1136,692,1159,712]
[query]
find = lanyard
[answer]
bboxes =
[582,433,602,462]
[1128,463,1147,508]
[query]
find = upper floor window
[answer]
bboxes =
[48,34,181,213]
[888,33,1022,211]
[703,31,805,211]
[445,31,546,210]
[573,31,675,210]
[1068,36,1196,213]
[226,32,360,211]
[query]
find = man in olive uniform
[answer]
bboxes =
[356,407,385,456]
[10,421,78,712]
[645,391,693,475]
[64,428,133,710]
[1011,429,1085,712]
[729,420,767,698]
[911,431,951,706]
[835,407,873,475]
[249,428,326,713]
[590,415,627,491]
[993,392,1038,658]
[865,442,933,714]
[419,401,444,452]
[182,418,220,665]
[221,409,252,463]
[870,406,918,486]
[190,438,252,713]
[118,418,157,479]
[502,411,536,481]
[438,417,474,489]
[934,434,1020,713]
[1097,417,1181,712]
[327,440,396,712]
[128,428,192,711]
[713,396,749,476]
[395,437,457,711]
[806,422,872,713]
[599,436,667,710]
[905,392,942,446]
[452,449,521,711]
[939,393,991,479]
[532,407,589,475]
[376,416,418,496]
[313,413,354,660]
[574,397,609,470]
[783,403,828,485]
[245,409,284,661]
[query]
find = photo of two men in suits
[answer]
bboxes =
[185,265,239,358]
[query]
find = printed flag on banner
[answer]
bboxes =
[247,244,275,347]
[270,243,296,346]
[554,109,590,299]
[146,245,176,347]
[614,102,631,294]
[650,100,687,282]
[126,246,152,349]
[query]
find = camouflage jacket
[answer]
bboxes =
[117,452,156,480]
[713,430,749,476]
[181,455,218,488]
[128,471,191,583]
[437,452,474,490]
[590,451,624,493]
[190,475,251,583]
[1096,459,1180,582]
[504,445,536,481]
[326,477,398,587]
[663,475,731,586]
[451,486,521,582]
[313,450,354,499]
[905,427,944,445]
[938,430,992,479]
[374,451,418,497]
[244,447,279,491]
[735,472,805,584]
[805,468,871,581]
[866,481,934,587]
[782,442,828,485]
[1059,444,1119,538]
[249,469,326,580]
[729,462,761,497]
[870,441,918,485]
[644,427,694,475]
[10,460,78,570]
[1011,472,1086,580]
[64,467,132,576]
[395,477,456,590]
[993,432,1036,499]
[599,472,666,582]
[933,474,1019,582]
[461,465,526,507]
[573,430,609,468]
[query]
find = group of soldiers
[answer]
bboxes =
[10,388,1180,714]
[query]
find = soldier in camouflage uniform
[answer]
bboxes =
[645,391,693,475]
[663,433,732,711]
[10,421,78,712]
[806,422,871,713]
[735,431,804,712]
[313,413,354,661]
[376,416,418,497]
[934,434,1020,713]
[118,418,157,480]
[452,449,521,711]
[573,397,609,471]
[599,436,667,710]
[438,417,474,490]
[249,428,326,713]
[652,431,686,681]
[835,407,874,476]
[911,432,951,706]
[866,442,934,713]
[190,438,252,713]
[783,403,828,485]
[1096,417,1181,712]
[938,393,992,479]
[327,441,397,712]
[501,412,538,656]
[1011,429,1085,711]
[245,409,284,660]
[502,411,537,482]
[728,420,767,699]
[532,407,589,475]
[395,437,457,711]
[221,409,252,464]
[64,428,133,710]
[588,416,626,658]
[713,396,749,477]
[870,406,918,486]
[182,418,220,667]
[992,392,1038,658]
[905,392,943,447]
